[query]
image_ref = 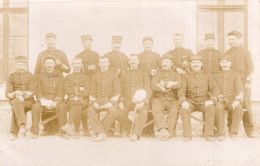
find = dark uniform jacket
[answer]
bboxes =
[35,71,64,101]
[90,70,120,104]
[104,50,128,75]
[137,51,161,74]
[34,49,70,74]
[75,50,100,76]
[151,69,182,100]
[167,47,194,72]
[179,71,219,104]
[119,69,152,106]
[224,47,254,83]
[5,71,35,100]
[213,71,243,103]
[197,48,222,73]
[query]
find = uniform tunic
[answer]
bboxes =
[137,51,161,75]
[104,51,128,75]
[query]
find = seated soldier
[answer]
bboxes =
[117,54,152,142]
[179,55,219,142]
[213,55,244,140]
[62,58,90,138]
[31,56,68,139]
[86,57,120,142]
[151,53,182,141]
[5,56,35,141]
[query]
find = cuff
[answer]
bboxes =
[210,97,217,104]
[179,97,186,104]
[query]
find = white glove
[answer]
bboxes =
[182,101,189,110]
[176,68,186,74]
[205,100,214,107]
[166,81,178,88]
[118,102,124,111]
[136,102,144,110]
[232,101,240,109]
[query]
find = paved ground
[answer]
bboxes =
[0,134,260,166]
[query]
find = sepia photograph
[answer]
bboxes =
[0,0,260,165]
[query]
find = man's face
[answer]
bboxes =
[112,41,122,50]
[228,35,239,47]
[15,62,26,72]
[190,60,202,72]
[99,58,110,72]
[44,59,55,71]
[220,59,231,71]
[173,35,183,48]
[205,39,215,49]
[82,40,92,50]
[143,40,153,51]
[46,37,57,49]
[128,56,139,68]
[162,58,173,70]
[72,59,83,72]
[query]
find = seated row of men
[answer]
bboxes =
[6,52,248,142]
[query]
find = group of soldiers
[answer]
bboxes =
[6,30,255,142]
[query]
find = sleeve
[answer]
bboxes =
[119,73,125,102]
[143,73,152,104]
[112,74,121,99]
[60,52,71,73]
[169,73,182,89]
[90,75,97,99]
[151,73,164,92]
[208,74,219,103]
[234,73,243,103]
[56,76,65,100]
[34,53,42,74]
[24,73,35,98]
[94,52,100,72]
[104,53,116,73]
[35,74,44,100]
[244,50,254,84]
[156,54,162,69]
[64,75,74,96]
[5,75,14,99]
[78,76,91,97]
[177,76,187,104]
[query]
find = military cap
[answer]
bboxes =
[15,56,27,63]
[143,36,153,42]
[205,33,215,40]
[161,53,173,61]
[44,56,56,63]
[228,30,241,38]
[46,33,56,39]
[190,55,202,62]
[81,35,92,41]
[112,36,123,42]
[220,55,231,62]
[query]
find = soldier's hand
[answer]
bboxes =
[182,101,189,110]
[245,83,251,90]
[93,102,99,109]
[16,95,24,102]
[166,81,178,88]
[15,90,23,97]
[159,79,165,87]
[118,102,124,111]
[136,102,144,110]
[105,103,113,109]
[52,101,57,108]
[205,100,214,107]
[232,101,240,109]
[7,92,15,99]
[151,69,157,76]
[176,68,186,75]
[218,94,224,102]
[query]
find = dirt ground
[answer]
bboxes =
[1,133,260,166]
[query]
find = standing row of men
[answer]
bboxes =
[6,30,255,142]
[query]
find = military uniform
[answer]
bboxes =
[64,72,90,134]
[224,31,254,136]
[151,68,182,136]
[213,70,244,136]
[117,69,152,137]
[5,70,35,136]
[137,51,161,75]
[179,69,219,137]
[86,70,120,135]
[167,48,194,72]
[31,71,67,135]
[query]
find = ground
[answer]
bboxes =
[1,134,260,166]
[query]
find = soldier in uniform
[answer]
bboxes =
[34,33,70,75]
[86,57,121,141]
[5,56,35,141]
[117,54,152,141]
[104,36,128,76]
[179,55,219,142]
[137,36,161,77]
[63,58,90,138]
[213,55,244,140]
[167,33,194,74]
[31,56,68,139]
[151,54,182,140]
[224,30,255,138]
[75,35,100,77]
[197,33,222,73]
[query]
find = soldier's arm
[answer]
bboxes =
[60,52,70,73]
[119,73,125,103]
[156,54,162,69]
[168,73,182,89]
[34,53,42,74]
[208,74,219,103]
[151,73,165,92]
[244,50,254,84]
[24,73,35,99]
[234,73,243,103]
[55,76,65,102]
[177,76,187,104]
[78,76,91,97]
[111,74,121,103]
[89,75,97,104]
[35,74,44,100]
[143,72,152,104]
[5,74,14,99]
[64,75,75,96]
[94,53,100,71]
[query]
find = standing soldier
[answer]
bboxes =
[104,36,128,76]
[167,33,194,75]
[5,56,35,141]
[117,54,152,141]
[75,35,100,77]
[213,55,244,140]
[86,57,120,141]
[179,55,219,142]
[34,33,70,75]
[137,36,161,77]
[31,56,68,139]
[151,54,182,140]
[63,58,91,138]
[197,33,222,73]
[224,30,255,138]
